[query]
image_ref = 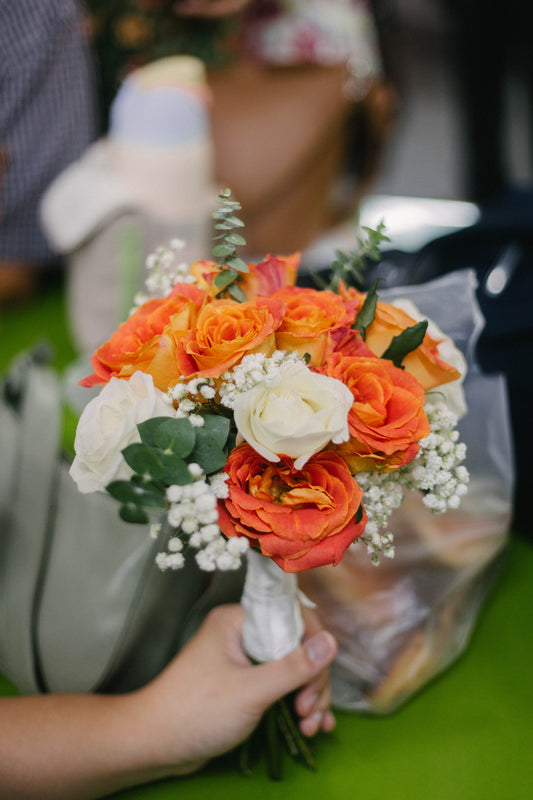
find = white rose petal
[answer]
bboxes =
[233,362,353,469]
[69,371,175,493]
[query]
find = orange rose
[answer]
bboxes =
[217,445,367,573]
[188,260,220,298]
[80,283,207,388]
[318,352,430,472]
[340,284,461,391]
[189,253,299,300]
[239,253,299,299]
[269,286,358,367]
[168,296,285,379]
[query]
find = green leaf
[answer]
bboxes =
[137,417,167,448]
[121,443,164,480]
[214,270,237,288]
[192,440,228,474]
[227,282,247,303]
[192,422,229,473]
[381,320,428,368]
[353,279,380,340]
[107,479,166,508]
[201,414,231,448]
[224,232,246,246]
[152,417,196,458]
[223,215,245,228]
[119,503,149,525]
[212,243,235,258]
[226,256,249,274]
[220,200,242,211]
[159,452,195,485]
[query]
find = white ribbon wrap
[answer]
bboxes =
[241,548,304,662]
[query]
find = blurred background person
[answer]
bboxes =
[40,0,397,353]
[0,0,97,303]
[84,0,397,258]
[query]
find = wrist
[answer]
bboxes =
[128,683,207,778]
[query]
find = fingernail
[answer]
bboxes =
[301,691,318,715]
[304,632,335,669]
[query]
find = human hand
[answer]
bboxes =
[137,604,337,776]
[174,0,253,18]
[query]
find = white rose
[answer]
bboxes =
[69,371,175,493]
[392,298,468,419]
[233,361,352,470]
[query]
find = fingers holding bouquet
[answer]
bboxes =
[70,191,470,775]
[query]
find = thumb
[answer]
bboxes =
[247,631,337,710]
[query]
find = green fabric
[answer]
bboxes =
[1,535,531,799]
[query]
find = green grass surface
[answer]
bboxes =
[0,274,77,376]
[114,535,533,799]
[2,277,532,800]
[112,536,533,800]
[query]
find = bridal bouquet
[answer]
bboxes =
[70,191,469,775]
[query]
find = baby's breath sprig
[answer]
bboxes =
[212,188,249,302]
[132,238,193,309]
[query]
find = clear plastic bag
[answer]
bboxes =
[300,269,514,713]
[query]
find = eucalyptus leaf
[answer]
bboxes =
[226,256,249,273]
[192,442,228,474]
[138,417,180,448]
[200,414,231,448]
[121,443,164,480]
[381,320,428,368]
[119,503,149,525]
[159,453,195,485]
[227,282,247,303]
[153,417,196,458]
[224,232,246,246]
[212,243,235,258]
[107,479,166,508]
[223,215,245,228]
[214,270,237,288]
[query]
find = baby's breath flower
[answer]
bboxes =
[218,351,306,409]
[209,472,230,499]
[150,522,162,539]
[200,384,216,400]
[168,537,183,552]
[166,485,183,503]
[187,463,203,479]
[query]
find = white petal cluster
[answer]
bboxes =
[166,377,216,422]
[398,399,469,513]
[354,398,469,565]
[218,351,306,410]
[132,238,195,308]
[355,473,404,565]
[153,469,247,572]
